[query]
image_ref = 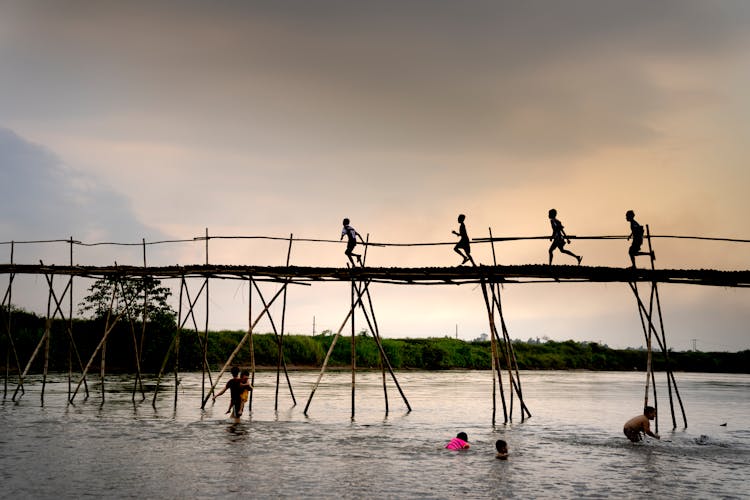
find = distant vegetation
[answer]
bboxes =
[1,306,748,374]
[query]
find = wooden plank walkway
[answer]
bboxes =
[1,263,748,287]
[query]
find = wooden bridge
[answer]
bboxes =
[1,230,748,429]
[1,262,748,286]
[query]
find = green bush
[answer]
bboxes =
[2,307,748,373]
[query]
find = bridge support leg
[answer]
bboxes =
[482,228,531,425]
[304,275,411,417]
[1,245,24,400]
[627,225,687,430]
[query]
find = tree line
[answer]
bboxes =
[1,306,748,374]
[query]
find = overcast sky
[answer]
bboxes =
[1,0,748,351]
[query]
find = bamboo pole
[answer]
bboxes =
[151,278,185,408]
[2,272,23,401]
[351,279,356,419]
[172,278,216,402]
[39,272,88,398]
[41,277,53,405]
[5,242,26,400]
[203,228,209,408]
[490,284,532,420]
[2,243,9,400]
[115,279,146,401]
[478,277,507,423]
[276,234,294,411]
[155,277,210,409]
[357,282,411,412]
[488,229,499,425]
[304,280,372,415]
[646,225,685,428]
[100,275,119,403]
[16,324,48,399]
[13,265,68,401]
[630,280,659,431]
[354,254,391,414]
[251,279,296,405]
[628,281,686,428]
[634,272,662,430]
[492,283,514,418]
[488,228,516,417]
[138,239,148,400]
[152,325,179,408]
[68,237,74,400]
[248,278,255,411]
[70,288,126,402]
[174,277,184,410]
[633,282,651,408]
[487,229,510,422]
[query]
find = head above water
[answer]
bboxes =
[230,366,240,377]
[342,218,350,226]
[457,214,466,223]
[626,210,635,221]
[457,432,468,442]
[495,439,508,452]
[548,208,557,219]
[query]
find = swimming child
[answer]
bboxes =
[495,439,509,460]
[445,432,470,450]
[623,406,660,443]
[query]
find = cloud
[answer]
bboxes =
[0,127,163,243]
[3,0,749,163]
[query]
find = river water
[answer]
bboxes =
[1,370,748,499]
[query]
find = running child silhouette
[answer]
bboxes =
[625,210,655,268]
[548,209,582,265]
[452,214,475,266]
[341,218,365,266]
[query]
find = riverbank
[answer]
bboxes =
[3,306,748,374]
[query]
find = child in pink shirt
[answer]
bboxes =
[445,432,470,450]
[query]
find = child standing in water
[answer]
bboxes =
[445,432,470,450]
[213,366,243,418]
[548,209,582,265]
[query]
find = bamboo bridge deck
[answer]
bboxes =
[1,263,748,287]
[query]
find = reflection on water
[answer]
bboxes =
[1,370,749,499]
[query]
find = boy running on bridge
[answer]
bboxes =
[341,218,365,266]
[548,209,582,266]
[452,214,476,266]
[626,210,655,268]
